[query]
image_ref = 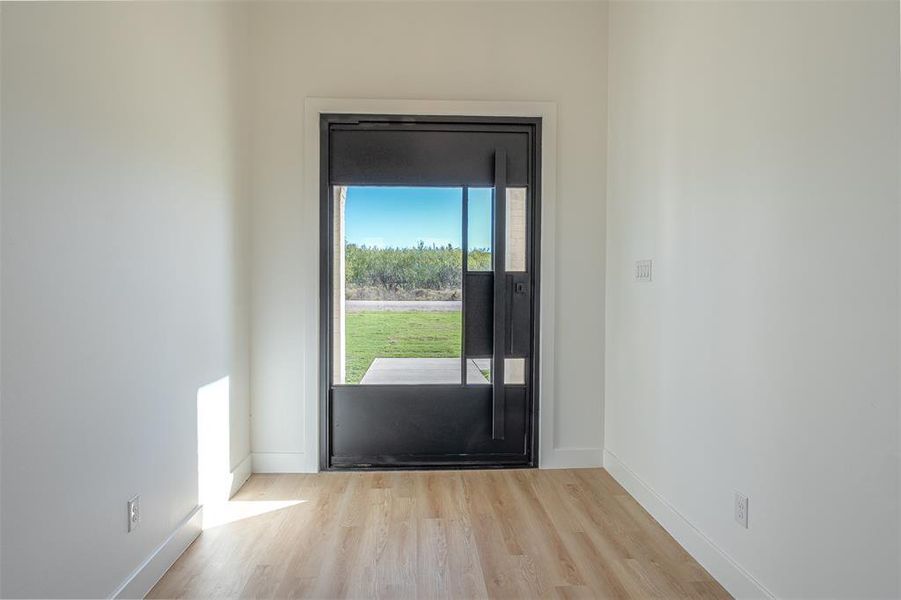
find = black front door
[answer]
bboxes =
[319,115,541,469]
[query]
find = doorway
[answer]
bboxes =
[320,115,541,469]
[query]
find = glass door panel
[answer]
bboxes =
[505,187,528,272]
[467,188,493,271]
[464,186,494,385]
[333,186,463,385]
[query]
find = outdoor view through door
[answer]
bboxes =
[332,187,527,387]
[334,186,466,386]
[321,116,540,469]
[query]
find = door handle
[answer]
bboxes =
[492,149,507,440]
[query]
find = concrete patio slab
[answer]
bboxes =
[360,358,489,384]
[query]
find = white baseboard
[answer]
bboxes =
[252,452,315,473]
[110,505,202,599]
[603,449,774,600]
[229,454,253,497]
[540,447,604,469]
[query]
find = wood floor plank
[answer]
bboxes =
[444,515,490,600]
[148,469,730,600]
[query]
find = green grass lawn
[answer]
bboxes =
[345,311,461,384]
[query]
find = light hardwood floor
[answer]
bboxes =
[149,469,730,599]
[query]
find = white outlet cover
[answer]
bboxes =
[734,492,749,528]
[127,495,140,532]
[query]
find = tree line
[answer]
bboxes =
[345,242,491,291]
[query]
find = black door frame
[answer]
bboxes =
[319,114,542,470]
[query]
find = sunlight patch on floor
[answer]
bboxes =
[202,500,305,529]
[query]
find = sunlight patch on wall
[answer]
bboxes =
[197,376,231,505]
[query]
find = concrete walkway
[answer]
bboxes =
[347,300,461,313]
[360,358,489,384]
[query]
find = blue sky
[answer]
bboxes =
[345,186,492,249]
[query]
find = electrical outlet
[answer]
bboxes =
[635,259,652,282]
[734,492,748,528]
[127,495,140,532]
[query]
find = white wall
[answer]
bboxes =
[0,2,250,597]
[605,1,900,598]
[0,5,5,595]
[248,1,609,471]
